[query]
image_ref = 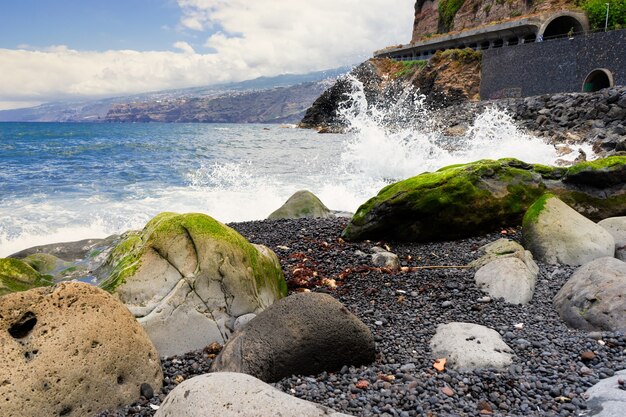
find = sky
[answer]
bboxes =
[0,0,414,110]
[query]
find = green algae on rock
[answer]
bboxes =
[0,258,53,297]
[96,212,288,356]
[343,157,626,242]
[268,190,334,220]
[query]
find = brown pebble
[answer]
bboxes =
[581,351,596,361]
[441,386,455,397]
[478,399,493,414]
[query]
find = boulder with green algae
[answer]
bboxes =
[268,190,334,220]
[342,157,626,242]
[0,258,53,297]
[96,212,287,356]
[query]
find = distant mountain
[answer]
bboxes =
[0,67,350,123]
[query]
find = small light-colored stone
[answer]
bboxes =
[372,251,400,271]
[474,255,538,305]
[430,322,514,370]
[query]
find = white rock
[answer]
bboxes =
[154,372,353,417]
[474,254,538,305]
[598,216,626,261]
[430,322,514,370]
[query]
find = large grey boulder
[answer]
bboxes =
[553,257,626,332]
[0,282,162,417]
[474,252,539,305]
[268,190,334,220]
[430,322,514,370]
[96,212,287,356]
[211,292,375,382]
[584,369,626,417]
[522,195,615,266]
[155,372,352,417]
[598,216,626,261]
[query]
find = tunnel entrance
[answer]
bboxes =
[583,69,614,92]
[543,16,584,38]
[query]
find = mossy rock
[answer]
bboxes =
[96,212,288,356]
[343,157,626,242]
[268,190,334,220]
[23,253,62,274]
[0,258,53,297]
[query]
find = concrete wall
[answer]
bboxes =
[481,30,626,100]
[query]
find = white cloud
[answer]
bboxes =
[173,41,195,54]
[0,1,414,109]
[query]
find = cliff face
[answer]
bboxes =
[300,50,481,129]
[412,0,579,41]
[105,82,329,124]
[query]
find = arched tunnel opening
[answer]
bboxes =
[583,69,613,92]
[543,16,584,38]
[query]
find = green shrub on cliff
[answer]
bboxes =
[439,0,466,32]
[582,0,626,30]
[393,60,428,78]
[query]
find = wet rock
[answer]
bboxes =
[0,282,162,417]
[522,195,615,266]
[211,292,375,382]
[0,258,53,297]
[371,251,400,271]
[553,257,626,332]
[154,372,352,417]
[268,190,334,220]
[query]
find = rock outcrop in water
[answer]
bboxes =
[95,212,287,356]
[300,52,481,131]
[268,190,334,220]
[342,156,626,242]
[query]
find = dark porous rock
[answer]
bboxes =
[343,157,626,242]
[554,257,626,332]
[211,292,375,382]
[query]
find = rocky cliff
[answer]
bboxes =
[300,50,481,130]
[105,82,330,124]
[412,0,579,41]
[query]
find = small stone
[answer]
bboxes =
[581,351,596,361]
[477,400,493,414]
[478,297,492,303]
[355,380,369,389]
[375,321,383,326]
[140,383,154,400]
[174,375,185,384]
[441,301,453,308]
[441,386,455,397]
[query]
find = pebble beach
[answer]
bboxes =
[96,217,626,417]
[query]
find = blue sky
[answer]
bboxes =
[0,0,414,109]
[0,0,198,51]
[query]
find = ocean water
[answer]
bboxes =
[0,85,593,257]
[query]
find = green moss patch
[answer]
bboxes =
[0,258,53,297]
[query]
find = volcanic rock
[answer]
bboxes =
[474,253,538,305]
[211,292,375,382]
[0,282,162,417]
[598,216,626,261]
